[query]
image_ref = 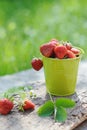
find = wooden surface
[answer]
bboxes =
[31,82,87,130]
[0,81,87,130]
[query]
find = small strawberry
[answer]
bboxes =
[66,50,76,58]
[40,43,56,57]
[0,98,14,115]
[54,45,67,59]
[71,48,80,55]
[64,43,72,50]
[49,39,59,45]
[50,39,58,42]
[23,100,35,110]
[31,58,43,71]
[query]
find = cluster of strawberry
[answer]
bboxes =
[40,39,80,59]
[31,39,81,71]
[0,98,35,115]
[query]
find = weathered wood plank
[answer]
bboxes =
[0,81,87,130]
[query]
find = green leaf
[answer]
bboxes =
[2,86,33,99]
[37,100,54,117]
[27,86,33,90]
[4,86,24,96]
[55,98,75,108]
[55,106,67,122]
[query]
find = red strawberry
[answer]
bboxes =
[40,43,56,57]
[49,39,59,45]
[66,50,76,58]
[71,48,80,55]
[64,43,72,50]
[23,100,35,110]
[0,98,14,115]
[54,45,67,59]
[31,58,43,71]
[50,39,58,42]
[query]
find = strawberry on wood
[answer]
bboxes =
[0,98,14,115]
[23,100,35,110]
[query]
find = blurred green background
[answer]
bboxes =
[0,0,87,76]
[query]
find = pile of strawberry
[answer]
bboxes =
[31,39,81,71]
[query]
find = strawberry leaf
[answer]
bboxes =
[55,106,67,122]
[2,86,33,99]
[27,86,33,90]
[37,100,54,117]
[3,86,25,97]
[55,98,75,108]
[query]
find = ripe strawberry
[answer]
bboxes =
[71,48,80,55]
[0,98,14,115]
[49,39,59,45]
[31,58,43,71]
[54,45,67,59]
[64,43,72,50]
[66,50,76,58]
[23,100,35,110]
[40,43,56,57]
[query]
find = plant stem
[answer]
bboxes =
[46,88,54,102]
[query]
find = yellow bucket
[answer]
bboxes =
[43,48,84,96]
